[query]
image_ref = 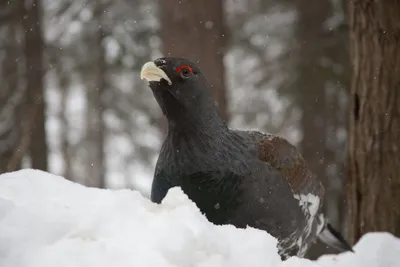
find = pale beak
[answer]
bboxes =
[140,61,172,85]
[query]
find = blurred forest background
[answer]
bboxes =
[0,0,399,260]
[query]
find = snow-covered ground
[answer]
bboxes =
[0,169,399,267]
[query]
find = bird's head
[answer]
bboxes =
[140,57,222,129]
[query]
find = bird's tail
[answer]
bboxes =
[318,222,354,253]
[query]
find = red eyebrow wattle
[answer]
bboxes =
[176,65,193,73]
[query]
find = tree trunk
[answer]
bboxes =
[159,0,229,122]
[23,0,48,171]
[0,1,25,173]
[347,0,400,244]
[84,25,106,188]
[295,0,332,212]
[55,57,73,181]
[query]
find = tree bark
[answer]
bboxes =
[159,0,229,122]
[23,0,48,171]
[347,0,400,244]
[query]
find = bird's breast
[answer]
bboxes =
[151,166,247,225]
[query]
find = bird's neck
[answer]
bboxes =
[165,109,232,156]
[166,104,228,137]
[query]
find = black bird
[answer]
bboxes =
[140,57,353,259]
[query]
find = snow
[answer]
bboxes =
[0,169,399,267]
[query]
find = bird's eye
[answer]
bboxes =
[180,68,191,78]
[176,65,193,79]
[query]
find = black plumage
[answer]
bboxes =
[140,57,353,259]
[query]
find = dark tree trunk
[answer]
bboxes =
[347,0,400,244]
[295,0,331,210]
[159,0,229,122]
[0,1,25,173]
[23,0,48,171]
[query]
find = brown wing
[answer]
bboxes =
[254,134,325,202]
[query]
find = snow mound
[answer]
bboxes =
[317,232,400,267]
[0,169,399,267]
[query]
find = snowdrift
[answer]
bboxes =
[0,169,399,267]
